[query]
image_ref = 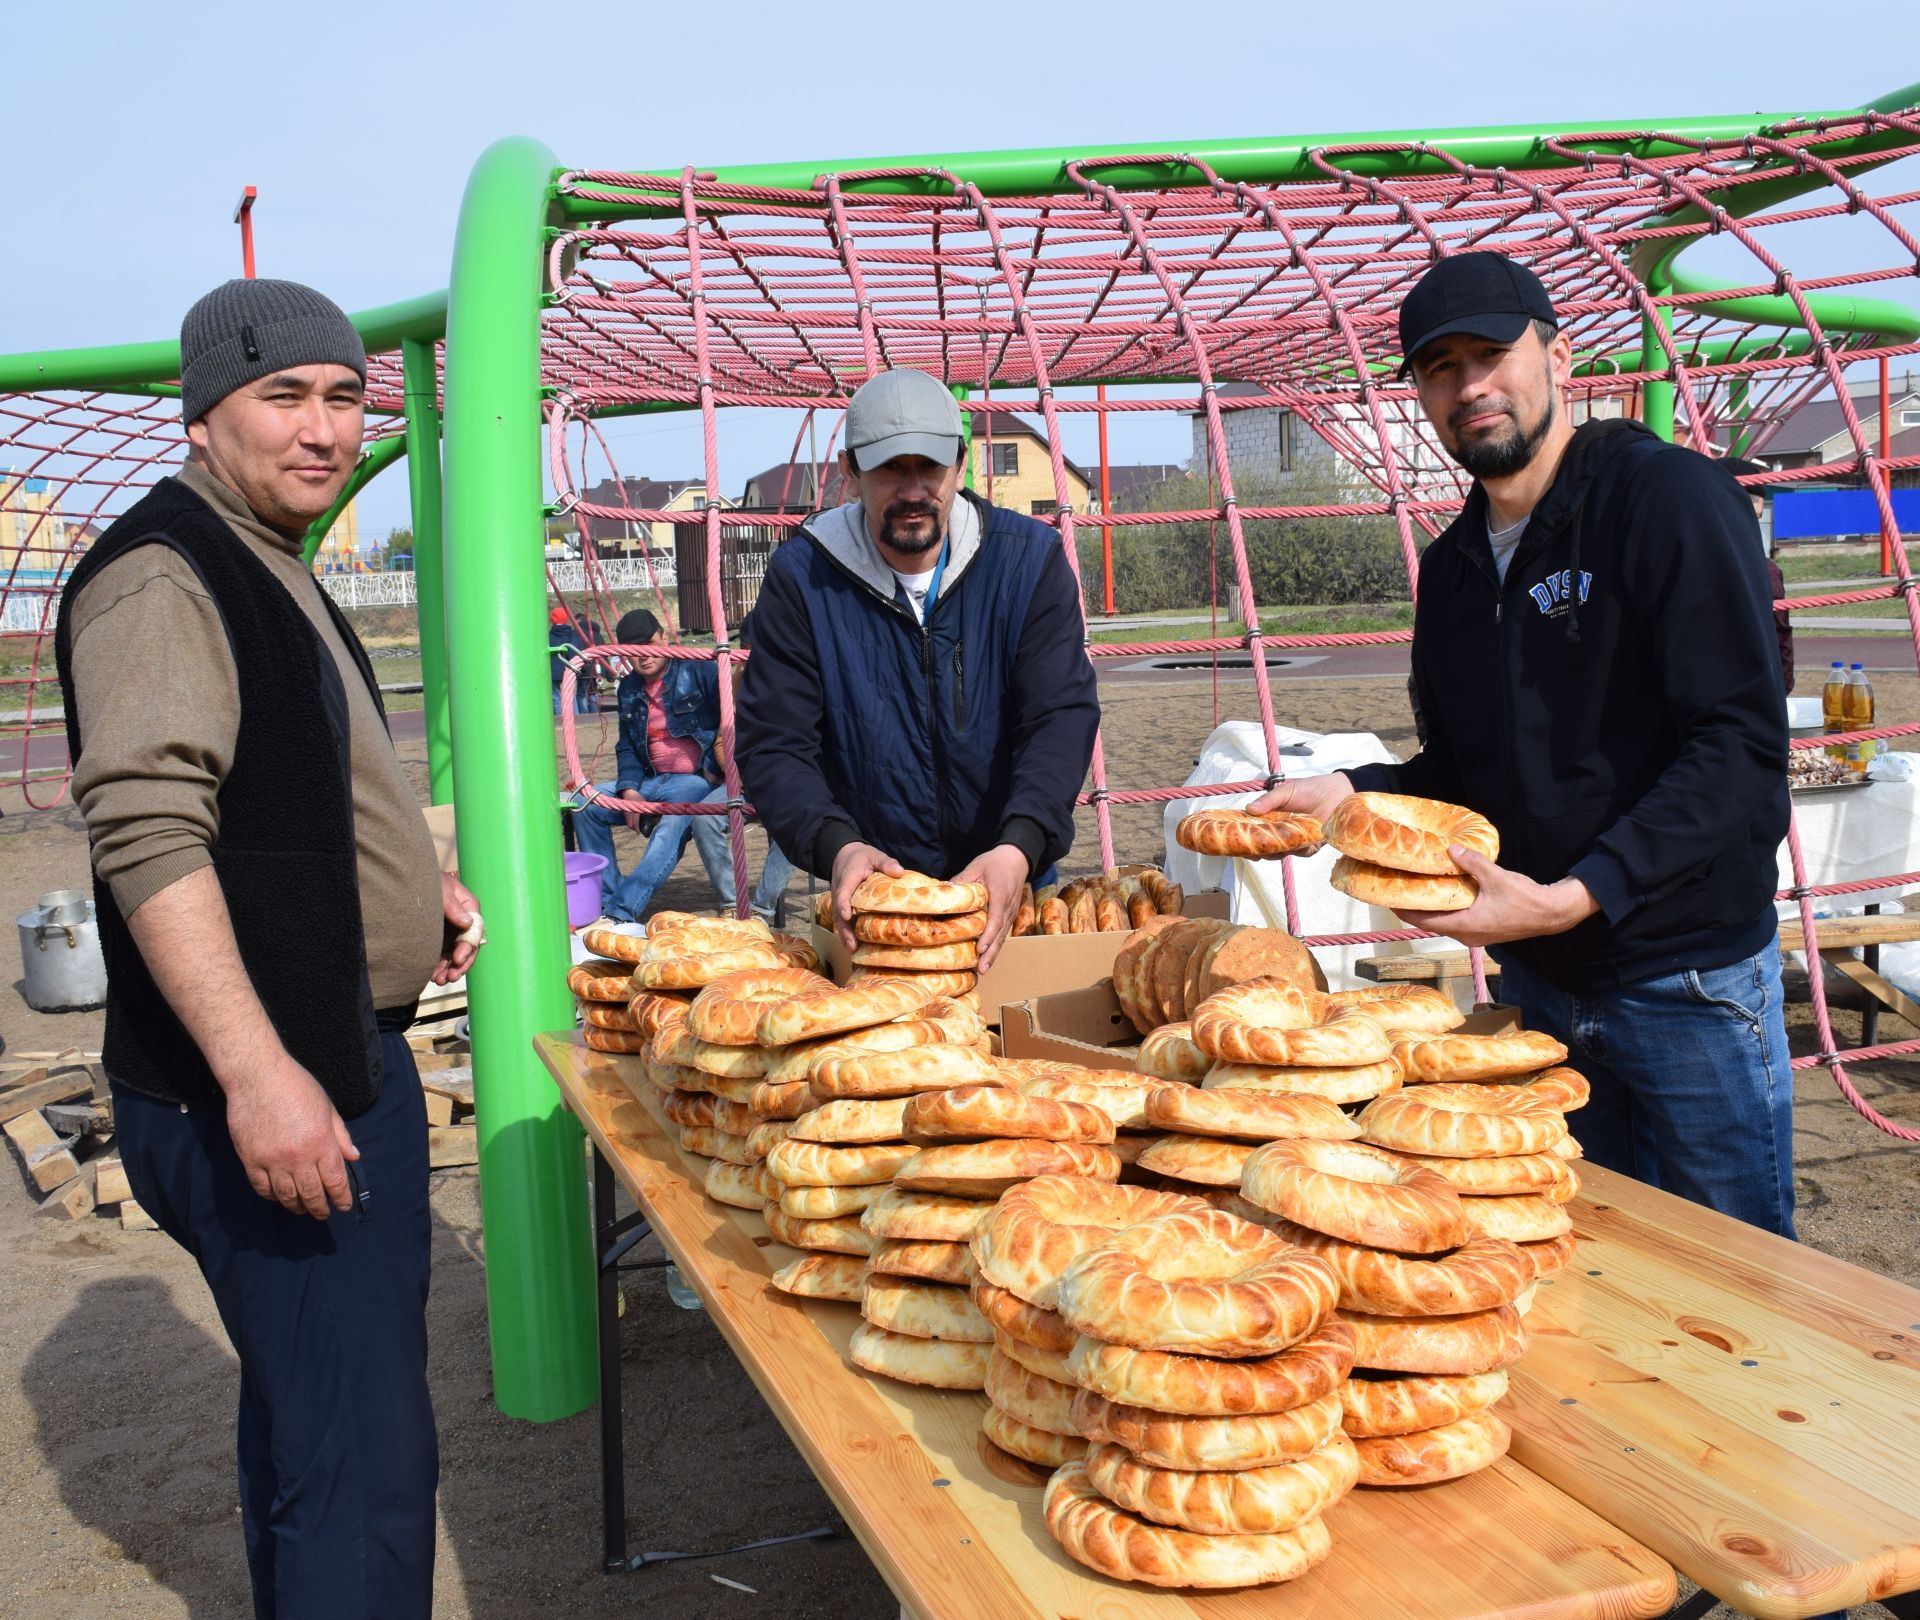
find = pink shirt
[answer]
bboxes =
[645,674,704,777]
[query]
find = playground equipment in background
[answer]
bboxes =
[3,86,1918,1420]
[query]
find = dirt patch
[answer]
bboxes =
[2,671,1915,1619]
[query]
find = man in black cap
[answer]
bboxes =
[571,606,739,920]
[1253,252,1797,1238]
[54,280,477,1615]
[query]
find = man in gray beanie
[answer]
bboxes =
[54,279,473,1619]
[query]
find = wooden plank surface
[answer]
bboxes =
[536,1032,1673,1620]
[1507,1163,1920,1620]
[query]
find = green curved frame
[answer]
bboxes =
[3,85,1916,1419]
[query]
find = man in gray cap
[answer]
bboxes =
[54,279,473,1618]
[736,367,1099,970]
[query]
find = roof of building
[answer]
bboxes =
[1097,463,1186,509]
[1759,378,1920,457]
[740,461,845,510]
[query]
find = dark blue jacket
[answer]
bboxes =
[735,491,1099,881]
[1349,419,1789,992]
[615,658,721,787]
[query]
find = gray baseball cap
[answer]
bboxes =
[845,368,963,471]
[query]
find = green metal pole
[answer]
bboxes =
[402,338,453,805]
[1641,266,1676,445]
[442,135,596,1423]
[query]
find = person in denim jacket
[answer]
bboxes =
[572,609,732,920]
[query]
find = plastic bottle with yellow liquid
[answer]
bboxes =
[1822,661,1848,764]
[1844,662,1875,775]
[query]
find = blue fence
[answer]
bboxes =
[1773,487,1920,540]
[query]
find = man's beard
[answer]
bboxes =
[1448,393,1554,481]
[880,500,943,555]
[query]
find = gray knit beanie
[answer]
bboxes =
[179,279,368,423]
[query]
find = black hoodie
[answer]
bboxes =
[1347,418,1789,993]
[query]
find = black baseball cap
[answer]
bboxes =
[1398,252,1557,375]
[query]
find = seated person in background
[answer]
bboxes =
[572,608,733,921]
[735,367,1099,971]
[1726,456,1794,693]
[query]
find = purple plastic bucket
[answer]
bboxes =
[563,851,609,928]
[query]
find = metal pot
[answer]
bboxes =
[17,889,108,1012]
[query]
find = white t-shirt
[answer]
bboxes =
[893,566,936,623]
[1489,511,1530,584]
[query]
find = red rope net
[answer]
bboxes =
[5,109,1919,1134]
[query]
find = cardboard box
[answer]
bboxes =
[812,891,1231,1030]
[1003,983,1521,1074]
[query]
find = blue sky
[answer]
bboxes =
[6,1,1915,537]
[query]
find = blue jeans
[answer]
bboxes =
[112,1033,437,1619]
[551,685,597,715]
[751,841,795,918]
[1493,942,1797,1238]
[573,775,734,920]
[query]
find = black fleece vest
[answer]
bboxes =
[54,477,386,1117]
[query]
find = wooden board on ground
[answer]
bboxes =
[428,1126,476,1169]
[93,1155,132,1208]
[38,1162,97,1220]
[1509,1162,1920,1619]
[0,1069,91,1124]
[5,1109,82,1193]
[535,1031,1674,1620]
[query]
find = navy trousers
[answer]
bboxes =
[112,1031,437,1620]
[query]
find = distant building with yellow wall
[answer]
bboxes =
[0,472,81,574]
[310,499,363,573]
[966,408,1089,517]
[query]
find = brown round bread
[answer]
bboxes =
[1193,981,1391,1068]
[1133,1134,1256,1187]
[984,1348,1079,1435]
[982,1406,1086,1468]
[1145,1085,1360,1143]
[1269,1219,1532,1315]
[763,1206,878,1256]
[892,1139,1122,1199]
[769,1252,867,1303]
[1340,1303,1527,1375]
[1240,1138,1470,1253]
[862,1273,993,1342]
[1070,1387,1344,1472]
[848,1323,989,1389]
[1325,983,1465,1034]
[686,966,828,1046]
[780,1182,885,1220]
[852,910,988,946]
[849,939,980,972]
[1175,808,1326,860]
[1457,1192,1575,1243]
[903,1083,1115,1145]
[1136,1023,1213,1084]
[1203,1057,1403,1107]
[1043,1458,1335,1589]
[1390,1029,1570,1084]
[703,1159,764,1210]
[764,1138,917,1188]
[1081,1434,1358,1537]
[811,1043,994,1100]
[867,1238,974,1288]
[787,1096,913,1144]
[756,977,934,1047]
[1330,856,1480,913]
[1325,792,1499,874]
[1068,1319,1354,1417]
[849,872,988,916]
[1351,1409,1510,1486]
[971,1176,1206,1308]
[1013,1072,1164,1132]
[860,1187,995,1244]
[1339,1367,1509,1438]
[971,1280,1080,1354]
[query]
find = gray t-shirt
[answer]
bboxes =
[1489,511,1530,584]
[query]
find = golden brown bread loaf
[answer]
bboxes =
[903,1084,1115,1145]
[811,1043,993,1099]
[1268,1220,1532,1316]
[583,1026,650,1054]
[1082,1434,1359,1537]
[568,960,634,1001]
[763,1206,877,1256]
[860,1186,995,1244]
[1012,1073,1164,1132]
[779,1182,886,1220]
[1357,1086,1569,1158]
[1457,1192,1575,1243]
[849,871,988,916]
[1324,983,1465,1034]
[764,1138,917,1187]
[851,909,988,946]
[1518,1230,1579,1278]
[755,977,933,1046]
[1111,916,1186,1033]
[769,1253,868,1303]
[787,1096,913,1144]
[849,938,980,972]
[1133,1135,1257,1187]
[1071,1388,1345,1472]
[867,1237,974,1288]
[1192,982,1392,1068]
[1240,1139,1471,1253]
[1390,1029,1569,1083]
[972,1279,1081,1353]
[1350,1409,1511,1486]
[1044,1458,1336,1589]
[861,1273,993,1342]
[1202,1057,1403,1107]
[1175,807,1327,860]
[848,1322,989,1389]
[580,1001,638,1031]
[971,1177,1206,1308]
[1148,919,1235,1024]
[1053,1208,1339,1357]
[984,1348,1079,1435]
[1391,1149,1578,1197]
[892,1139,1123,1198]
[703,1159,764,1210]
[1189,926,1328,1004]
[1339,1368,1509,1438]
[992,1326,1077,1386]
[1340,1303,1527,1375]
[686,966,829,1046]
[981,1406,1085,1468]
[1136,1023,1212,1084]
[675,1124,755,1165]
[1325,792,1499,874]
[1145,1086,1360,1142]
[1330,856,1480,913]
[1068,1319,1354,1417]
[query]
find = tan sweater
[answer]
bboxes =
[67,461,445,1010]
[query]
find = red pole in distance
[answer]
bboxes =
[234,186,258,279]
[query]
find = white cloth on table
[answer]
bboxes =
[1160,721,1469,993]
[1776,774,1920,998]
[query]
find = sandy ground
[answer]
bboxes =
[3,669,1918,1619]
